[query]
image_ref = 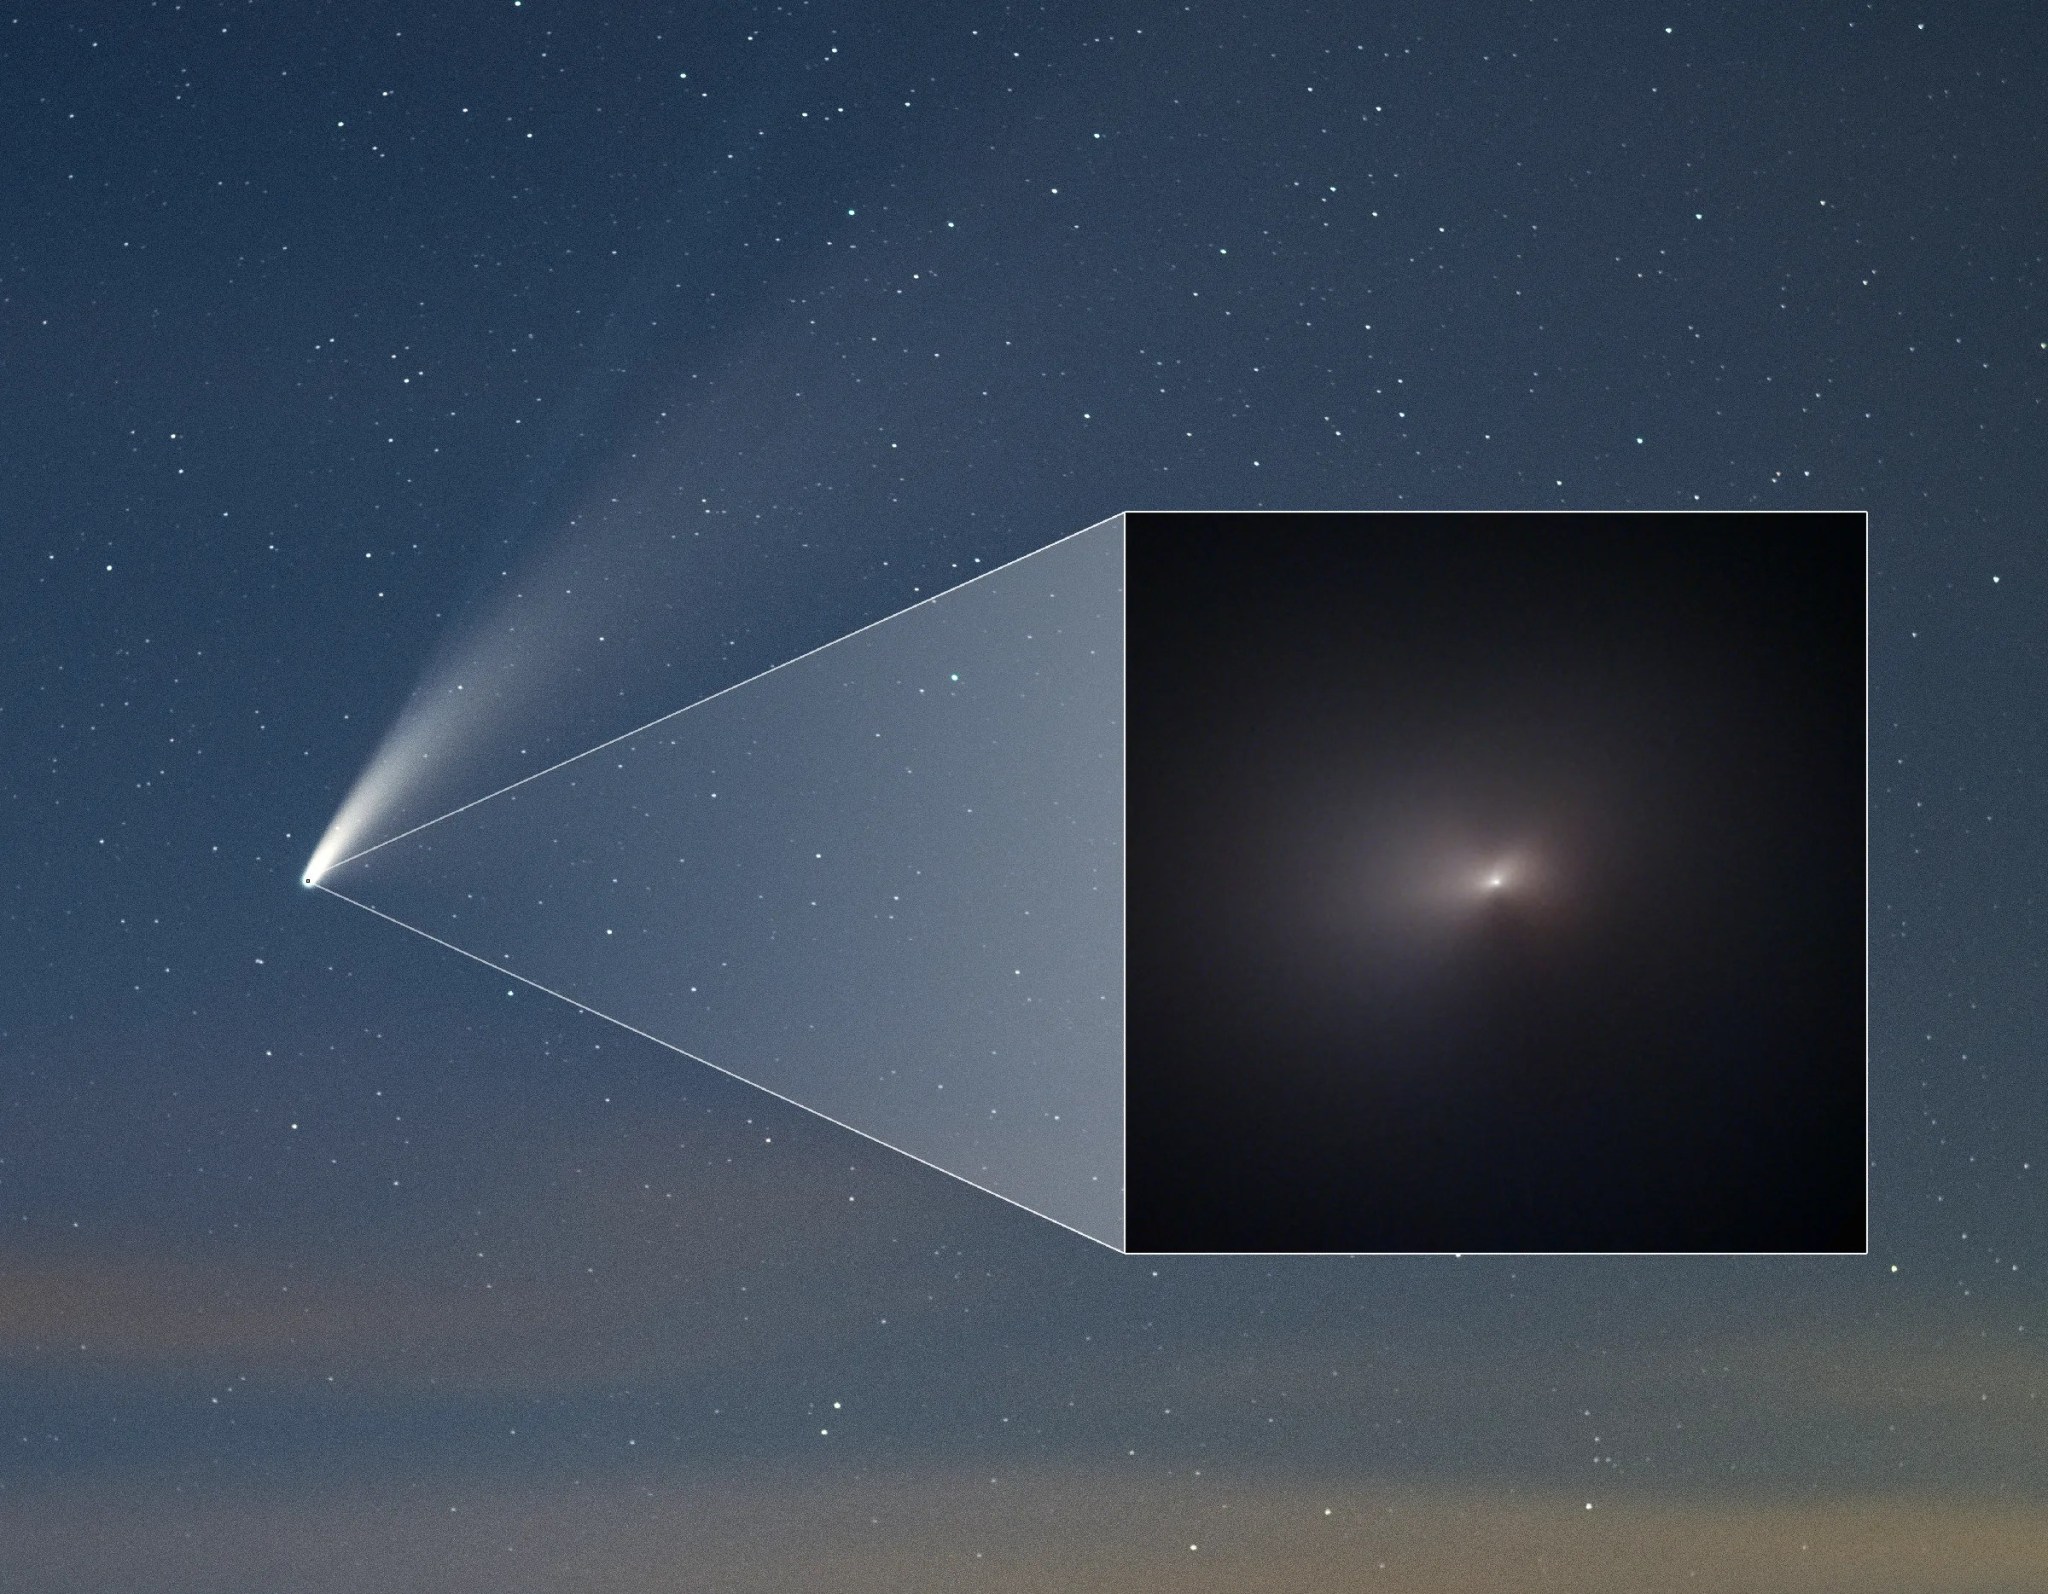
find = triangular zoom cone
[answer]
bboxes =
[326,517,1126,1246]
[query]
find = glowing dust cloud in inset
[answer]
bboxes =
[1120,509,1868,1256]
[317,517,1127,1248]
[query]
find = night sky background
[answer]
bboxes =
[3,3,2043,1589]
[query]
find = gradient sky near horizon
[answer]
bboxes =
[2,3,2043,1589]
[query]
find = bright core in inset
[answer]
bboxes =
[1474,855,1529,897]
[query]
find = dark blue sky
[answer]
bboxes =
[2,3,2042,1587]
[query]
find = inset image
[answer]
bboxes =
[1124,510,1867,1255]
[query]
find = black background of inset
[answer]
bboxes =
[1122,510,1866,1254]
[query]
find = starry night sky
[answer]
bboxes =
[2,3,2043,1589]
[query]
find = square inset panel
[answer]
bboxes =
[1123,510,1867,1255]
